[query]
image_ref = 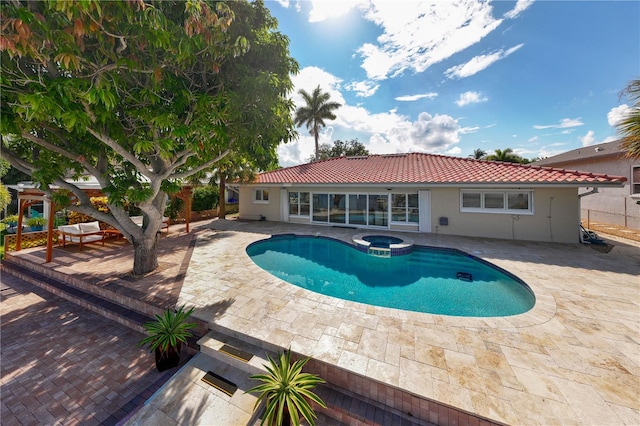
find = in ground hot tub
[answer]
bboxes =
[352,233,414,257]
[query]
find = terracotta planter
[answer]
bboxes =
[155,343,182,372]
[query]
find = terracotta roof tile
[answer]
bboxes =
[256,153,627,186]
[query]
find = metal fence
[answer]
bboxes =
[581,208,640,230]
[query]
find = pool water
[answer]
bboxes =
[362,235,403,248]
[246,235,535,317]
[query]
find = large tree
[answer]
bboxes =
[294,85,341,162]
[308,138,369,162]
[616,79,640,159]
[0,0,298,275]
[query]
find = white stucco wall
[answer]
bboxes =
[239,185,582,243]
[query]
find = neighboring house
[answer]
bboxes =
[534,140,639,230]
[238,153,626,244]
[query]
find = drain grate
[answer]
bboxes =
[219,344,253,362]
[201,371,237,396]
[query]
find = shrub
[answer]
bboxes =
[165,197,185,221]
[192,186,219,213]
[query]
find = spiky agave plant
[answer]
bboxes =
[248,349,327,426]
[139,305,196,356]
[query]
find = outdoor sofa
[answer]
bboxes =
[57,221,105,250]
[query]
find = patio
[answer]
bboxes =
[4,218,639,425]
[171,219,639,425]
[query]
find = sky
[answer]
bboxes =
[264,0,640,167]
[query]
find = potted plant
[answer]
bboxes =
[248,349,326,426]
[139,305,196,372]
[3,215,19,233]
[26,216,47,231]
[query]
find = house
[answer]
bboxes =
[237,153,626,244]
[534,140,639,230]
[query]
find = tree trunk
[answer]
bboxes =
[218,173,226,219]
[132,234,159,276]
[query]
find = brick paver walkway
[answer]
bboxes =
[1,221,209,426]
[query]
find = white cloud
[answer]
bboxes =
[580,130,596,147]
[395,92,438,102]
[459,126,481,134]
[307,0,362,23]
[357,0,503,80]
[455,91,488,107]
[281,66,462,166]
[345,80,380,98]
[445,44,523,79]
[504,0,535,19]
[528,136,538,143]
[607,104,631,126]
[533,118,584,130]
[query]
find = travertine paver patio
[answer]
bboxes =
[175,219,639,425]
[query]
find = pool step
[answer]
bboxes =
[197,329,274,375]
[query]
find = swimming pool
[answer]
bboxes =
[246,235,535,317]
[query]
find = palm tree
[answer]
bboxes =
[469,148,486,160]
[485,148,524,163]
[616,79,640,159]
[294,86,341,162]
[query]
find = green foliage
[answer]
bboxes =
[309,138,369,162]
[2,215,19,224]
[164,197,185,221]
[0,159,10,178]
[139,306,196,356]
[0,184,10,211]
[469,148,487,160]
[248,349,326,426]
[485,148,530,164]
[1,0,298,275]
[192,185,219,213]
[616,79,640,159]
[26,216,47,227]
[295,85,341,162]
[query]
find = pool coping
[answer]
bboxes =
[178,220,639,425]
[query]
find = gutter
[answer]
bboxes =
[579,187,599,198]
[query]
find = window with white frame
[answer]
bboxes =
[289,191,310,216]
[391,193,419,223]
[461,190,533,214]
[633,166,640,195]
[253,189,269,203]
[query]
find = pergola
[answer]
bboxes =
[8,183,193,263]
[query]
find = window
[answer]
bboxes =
[312,193,328,222]
[461,190,533,214]
[348,194,367,225]
[391,193,419,223]
[289,192,310,216]
[633,166,640,195]
[254,189,269,203]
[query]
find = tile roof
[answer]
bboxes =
[534,140,626,166]
[256,153,627,186]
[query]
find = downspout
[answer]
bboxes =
[578,187,599,238]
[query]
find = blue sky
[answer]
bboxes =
[265,0,640,167]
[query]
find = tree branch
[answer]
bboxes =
[85,128,153,178]
[169,149,230,180]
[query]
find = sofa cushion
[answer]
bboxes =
[58,224,81,235]
[79,221,101,233]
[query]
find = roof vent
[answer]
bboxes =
[595,147,604,152]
